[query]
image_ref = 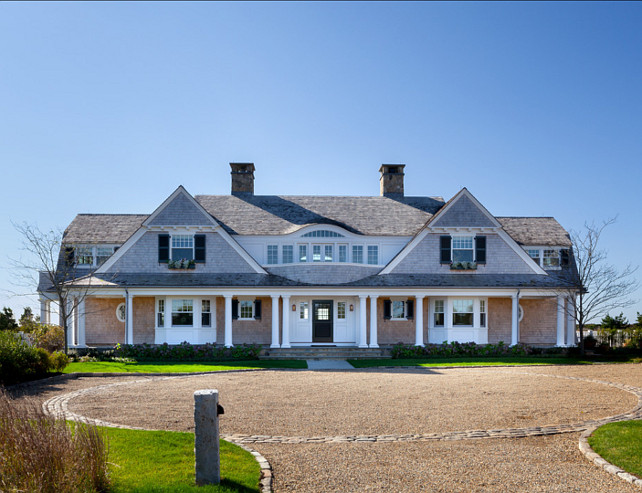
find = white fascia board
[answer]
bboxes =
[496,229,548,275]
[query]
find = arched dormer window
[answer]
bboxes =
[301,230,345,238]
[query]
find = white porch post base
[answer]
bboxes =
[358,296,368,348]
[281,295,291,348]
[224,295,233,348]
[270,295,280,348]
[415,295,424,346]
[369,295,378,348]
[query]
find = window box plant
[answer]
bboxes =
[450,261,477,271]
[167,259,195,270]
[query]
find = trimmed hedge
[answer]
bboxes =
[112,342,262,361]
[391,341,532,359]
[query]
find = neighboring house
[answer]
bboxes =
[38,163,578,349]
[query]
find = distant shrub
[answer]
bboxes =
[0,331,68,385]
[113,342,262,361]
[391,341,532,359]
[33,324,65,353]
[0,391,109,492]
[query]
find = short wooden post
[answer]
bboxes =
[194,389,221,485]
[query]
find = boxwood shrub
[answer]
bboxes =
[391,341,532,359]
[112,342,262,361]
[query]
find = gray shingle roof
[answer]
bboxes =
[496,217,572,247]
[195,195,444,236]
[59,198,571,248]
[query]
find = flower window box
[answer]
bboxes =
[450,261,477,271]
[168,259,196,270]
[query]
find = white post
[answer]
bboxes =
[126,292,134,345]
[415,295,424,346]
[66,297,75,347]
[511,293,519,346]
[224,295,233,348]
[369,295,378,348]
[566,296,576,346]
[281,295,291,348]
[194,389,221,485]
[40,299,50,324]
[271,295,280,348]
[77,298,86,347]
[358,295,368,348]
[556,296,565,347]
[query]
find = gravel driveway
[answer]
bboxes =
[11,364,642,492]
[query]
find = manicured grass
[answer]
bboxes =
[64,359,307,374]
[347,356,597,368]
[105,427,260,492]
[588,421,642,478]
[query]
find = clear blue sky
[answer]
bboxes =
[1,2,641,322]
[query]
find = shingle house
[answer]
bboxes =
[38,163,578,350]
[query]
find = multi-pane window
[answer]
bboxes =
[239,300,254,319]
[352,245,363,264]
[299,302,309,320]
[337,302,346,320]
[324,245,333,262]
[452,299,474,326]
[338,244,347,263]
[480,299,486,327]
[543,249,560,267]
[392,301,406,320]
[202,300,211,327]
[367,245,378,265]
[528,249,541,265]
[96,246,113,266]
[172,235,194,261]
[434,300,444,327]
[282,245,293,264]
[157,299,165,327]
[452,237,474,262]
[312,245,322,262]
[302,230,344,237]
[267,245,278,264]
[76,246,94,265]
[299,245,307,262]
[172,299,193,326]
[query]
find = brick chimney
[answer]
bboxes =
[379,164,405,197]
[230,163,255,196]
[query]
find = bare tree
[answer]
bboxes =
[566,218,639,354]
[10,222,98,354]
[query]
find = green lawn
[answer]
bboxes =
[64,359,306,374]
[348,356,597,368]
[588,421,642,478]
[105,427,260,492]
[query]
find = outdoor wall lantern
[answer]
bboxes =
[292,304,296,311]
[349,304,354,312]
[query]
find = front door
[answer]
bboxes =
[312,300,333,342]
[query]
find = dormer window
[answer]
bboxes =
[440,235,486,265]
[452,236,474,262]
[543,249,560,267]
[172,235,194,261]
[525,247,565,269]
[158,234,206,264]
[73,244,119,268]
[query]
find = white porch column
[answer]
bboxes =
[415,295,424,346]
[511,292,519,346]
[281,295,291,348]
[224,295,233,348]
[66,297,75,347]
[566,296,576,346]
[556,296,565,347]
[126,292,134,345]
[77,298,86,347]
[369,295,378,348]
[358,295,368,348]
[271,295,280,348]
[40,299,50,324]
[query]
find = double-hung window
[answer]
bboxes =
[434,300,444,327]
[282,245,293,264]
[324,245,333,262]
[299,245,307,262]
[352,245,363,264]
[391,300,406,320]
[528,249,541,265]
[172,235,194,261]
[338,244,348,263]
[480,299,486,327]
[76,246,94,266]
[172,299,193,326]
[543,249,560,267]
[267,245,278,264]
[452,237,474,262]
[157,299,165,327]
[239,300,254,319]
[312,245,322,262]
[202,300,211,327]
[367,245,378,265]
[452,299,474,326]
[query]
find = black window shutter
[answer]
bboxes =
[406,299,414,319]
[158,234,170,263]
[194,234,206,263]
[254,299,262,320]
[64,247,75,267]
[475,236,486,264]
[440,236,452,264]
[560,249,569,266]
[232,299,239,320]
[383,300,392,319]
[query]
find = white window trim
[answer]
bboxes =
[429,297,488,329]
[170,234,195,262]
[450,234,476,263]
[116,302,126,323]
[238,299,255,320]
[158,296,215,329]
[524,246,562,270]
[74,244,120,268]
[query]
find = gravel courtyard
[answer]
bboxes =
[12,364,642,492]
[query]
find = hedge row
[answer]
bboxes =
[391,341,532,359]
[112,342,262,361]
[0,331,69,385]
